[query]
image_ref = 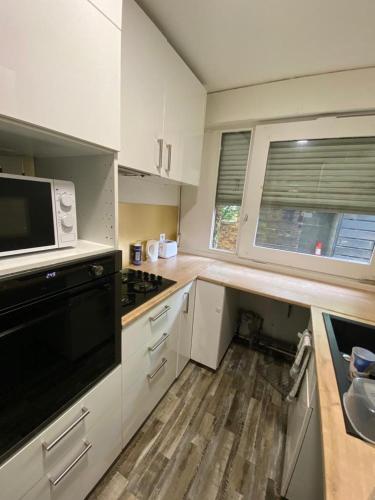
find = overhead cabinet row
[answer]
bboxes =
[119,0,206,185]
[0,0,206,186]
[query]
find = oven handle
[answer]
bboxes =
[43,407,90,452]
[149,305,171,322]
[49,440,92,487]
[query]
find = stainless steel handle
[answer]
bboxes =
[49,441,92,486]
[165,143,172,173]
[149,305,171,322]
[157,138,163,170]
[43,407,90,452]
[183,292,190,314]
[148,332,169,352]
[147,358,167,380]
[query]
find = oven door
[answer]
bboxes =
[0,273,120,464]
[0,174,58,256]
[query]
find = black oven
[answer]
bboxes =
[0,251,121,464]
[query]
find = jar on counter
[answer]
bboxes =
[132,241,142,265]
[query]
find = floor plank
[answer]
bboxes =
[89,343,289,500]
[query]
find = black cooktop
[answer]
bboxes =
[121,268,176,314]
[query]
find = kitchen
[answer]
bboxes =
[0,1,375,499]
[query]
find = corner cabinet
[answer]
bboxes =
[120,0,206,186]
[0,0,121,150]
[122,281,196,447]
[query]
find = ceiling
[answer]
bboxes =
[136,0,375,93]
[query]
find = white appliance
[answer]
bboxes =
[0,173,77,257]
[159,240,178,259]
[146,239,159,262]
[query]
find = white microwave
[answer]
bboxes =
[0,173,77,257]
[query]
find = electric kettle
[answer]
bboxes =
[146,240,159,262]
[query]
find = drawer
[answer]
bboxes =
[0,367,121,500]
[22,406,122,500]
[122,336,177,446]
[122,292,181,361]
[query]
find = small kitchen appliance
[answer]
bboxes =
[0,173,77,257]
[121,268,176,314]
[158,239,177,259]
[146,239,159,262]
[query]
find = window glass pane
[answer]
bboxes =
[212,131,251,251]
[255,137,375,263]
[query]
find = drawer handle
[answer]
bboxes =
[43,407,90,452]
[148,332,169,352]
[49,440,92,486]
[149,305,171,322]
[147,358,167,380]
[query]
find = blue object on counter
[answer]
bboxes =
[132,242,142,265]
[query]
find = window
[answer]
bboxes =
[255,138,375,263]
[238,117,375,279]
[211,131,251,252]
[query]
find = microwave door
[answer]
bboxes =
[0,175,58,257]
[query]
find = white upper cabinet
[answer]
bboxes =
[0,0,121,150]
[163,45,206,185]
[120,0,206,185]
[119,0,166,176]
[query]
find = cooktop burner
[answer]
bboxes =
[121,268,176,314]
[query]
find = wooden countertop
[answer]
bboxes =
[121,254,375,499]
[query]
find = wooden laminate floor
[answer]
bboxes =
[89,343,290,500]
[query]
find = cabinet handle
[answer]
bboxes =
[49,441,92,487]
[148,332,169,352]
[43,407,90,452]
[147,358,167,380]
[183,292,190,314]
[157,138,163,171]
[165,143,172,173]
[149,305,171,322]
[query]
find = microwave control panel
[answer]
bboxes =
[53,179,78,247]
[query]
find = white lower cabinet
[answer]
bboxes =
[191,280,237,370]
[176,281,196,376]
[122,281,196,447]
[281,353,323,500]
[0,367,122,500]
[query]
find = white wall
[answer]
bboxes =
[206,67,375,128]
[118,174,179,206]
[180,68,375,287]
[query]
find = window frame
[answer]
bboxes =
[209,128,253,254]
[237,116,375,280]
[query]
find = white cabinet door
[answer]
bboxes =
[119,0,166,174]
[191,280,232,370]
[0,0,121,150]
[162,47,206,185]
[176,281,196,376]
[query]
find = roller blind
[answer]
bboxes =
[215,131,251,205]
[261,137,375,214]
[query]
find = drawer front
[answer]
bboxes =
[122,292,181,361]
[22,406,122,500]
[122,334,177,446]
[0,367,121,500]
[41,366,121,472]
